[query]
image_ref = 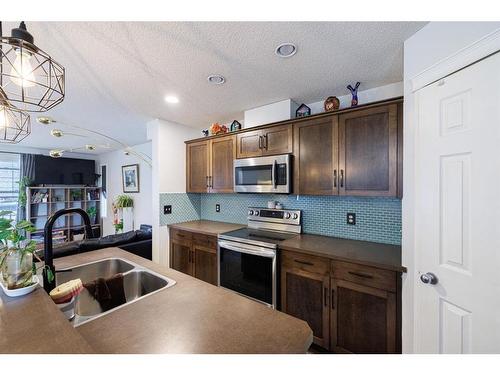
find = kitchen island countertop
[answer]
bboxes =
[1,247,312,354]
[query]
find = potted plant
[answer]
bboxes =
[86,206,97,225]
[70,190,82,201]
[114,195,134,232]
[0,211,48,292]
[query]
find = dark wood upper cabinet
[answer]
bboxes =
[236,129,262,158]
[338,104,398,196]
[331,278,397,353]
[236,125,293,158]
[210,136,235,193]
[261,124,293,156]
[186,140,209,193]
[293,116,338,195]
[186,136,235,193]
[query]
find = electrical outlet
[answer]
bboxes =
[347,212,356,225]
[216,204,220,213]
[164,205,172,214]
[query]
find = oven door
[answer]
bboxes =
[234,154,290,193]
[218,240,277,308]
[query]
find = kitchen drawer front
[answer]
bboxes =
[192,233,217,251]
[281,250,329,275]
[331,261,396,292]
[170,229,192,243]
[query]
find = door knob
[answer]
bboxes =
[420,272,438,285]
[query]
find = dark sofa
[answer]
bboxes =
[38,225,152,261]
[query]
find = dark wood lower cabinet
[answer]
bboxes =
[331,279,397,353]
[281,267,330,349]
[169,229,218,286]
[170,240,193,276]
[193,245,218,286]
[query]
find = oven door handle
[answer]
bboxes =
[272,160,277,189]
[218,240,276,258]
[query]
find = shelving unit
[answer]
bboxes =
[26,186,102,250]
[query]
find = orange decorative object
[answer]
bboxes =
[210,123,228,135]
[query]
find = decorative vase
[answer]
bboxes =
[121,207,134,232]
[1,250,33,290]
[347,82,361,107]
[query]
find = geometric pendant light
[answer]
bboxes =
[0,96,31,143]
[0,21,65,112]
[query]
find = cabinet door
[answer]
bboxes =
[186,141,209,193]
[209,136,235,193]
[331,279,397,353]
[170,240,193,276]
[236,129,262,158]
[281,267,330,349]
[293,116,338,195]
[338,104,398,196]
[261,124,293,156]
[193,245,218,286]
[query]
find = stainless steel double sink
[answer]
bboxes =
[56,258,176,326]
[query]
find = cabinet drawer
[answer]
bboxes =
[192,233,217,250]
[281,250,329,275]
[170,229,192,242]
[331,261,396,292]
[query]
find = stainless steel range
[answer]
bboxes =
[218,207,301,308]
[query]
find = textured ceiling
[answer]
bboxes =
[1,21,426,153]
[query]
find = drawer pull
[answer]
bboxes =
[294,259,314,266]
[331,289,335,309]
[348,271,374,279]
[323,287,328,307]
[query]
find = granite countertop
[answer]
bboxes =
[280,234,405,273]
[1,248,312,354]
[168,220,245,236]
[170,220,404,273]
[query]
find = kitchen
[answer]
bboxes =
[1,3,500,374]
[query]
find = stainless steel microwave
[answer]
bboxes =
[234,154,291,194]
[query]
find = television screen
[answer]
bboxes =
[33,155,96,185]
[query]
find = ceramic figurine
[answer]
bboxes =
[202,129,209,137]
[347,82,361,107]
[324,96,340,112]
[230,120,242,132]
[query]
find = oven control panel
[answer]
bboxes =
[247,207,301,226]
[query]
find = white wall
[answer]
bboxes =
[97,142,152,236]
[402,21,500,353]
[147,119,200,266]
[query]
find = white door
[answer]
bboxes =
[414,52,500,353]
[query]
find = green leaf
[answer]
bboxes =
[45,267,54,283]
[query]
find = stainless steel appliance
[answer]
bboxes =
[234,154,291,194]
[218,207,301,308]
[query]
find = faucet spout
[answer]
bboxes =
[43,208,95,293]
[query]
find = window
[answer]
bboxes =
[0,152,21,220]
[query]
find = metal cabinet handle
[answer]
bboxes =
[264,134,269,149]
[188,249,191,263]
[331,289,335,309]
[205,176,209,188]
[209,176,213,188]
[323,287,328,307]
[294,259,314,266]
[333,170,337,188]
[340,169,344,188]
[258,136,263,149]
[348,271,374,279]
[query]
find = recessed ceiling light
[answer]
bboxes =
[165,95,179,104]
[275,43,297,58]
[207,75,225,85]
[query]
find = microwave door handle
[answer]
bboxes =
[272,160,277,189]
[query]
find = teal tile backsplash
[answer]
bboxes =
[159,193,401,245]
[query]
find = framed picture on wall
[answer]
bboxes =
[122,164,140,193]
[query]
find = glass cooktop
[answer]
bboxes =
[219,227,298,246]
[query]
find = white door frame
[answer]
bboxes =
[402,28,500,353]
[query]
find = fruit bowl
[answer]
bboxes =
[0,274,39,297]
